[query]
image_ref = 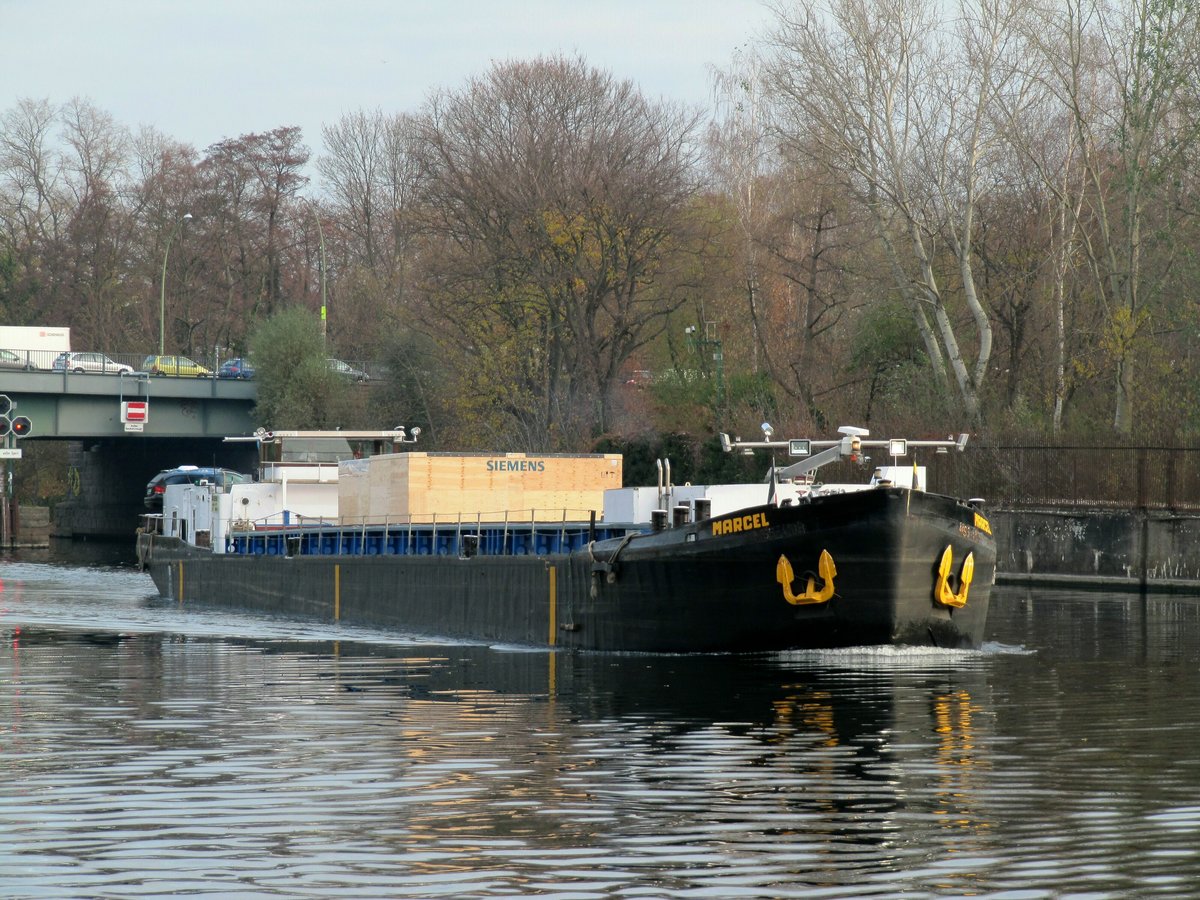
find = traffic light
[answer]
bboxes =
[0,394,31,437]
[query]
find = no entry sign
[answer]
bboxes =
[122,400,148,424]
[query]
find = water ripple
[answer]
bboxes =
[3,561,1200,895]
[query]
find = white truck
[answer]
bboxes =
[0,326,71,370]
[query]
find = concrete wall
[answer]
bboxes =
[990,506,1200,589]
[0,502,51,548]
[16,505,51,547]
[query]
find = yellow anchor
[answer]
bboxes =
[934,545,975,608]
[776,549,837,605]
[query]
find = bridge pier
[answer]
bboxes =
[54,438,258,540]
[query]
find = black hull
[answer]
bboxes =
[137,488,996,652]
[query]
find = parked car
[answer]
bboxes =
[52,351,134,374]
[327,358,370,382]
[142,355,213,377]
[217,357,256,379]
[0,348,35,370]
[144,465,254,511]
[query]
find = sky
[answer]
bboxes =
[2,0,774,156]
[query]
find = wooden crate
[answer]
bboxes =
[338,452,623,523]
[337,460,369,521]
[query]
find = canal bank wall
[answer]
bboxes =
[0,504,50,548]
[990,506,1200,593]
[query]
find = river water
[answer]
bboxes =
[3,545,1200,898]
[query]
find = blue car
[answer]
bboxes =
[217,357,255,379]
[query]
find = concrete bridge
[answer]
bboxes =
[1,370,259,539]
[1,368,256,438]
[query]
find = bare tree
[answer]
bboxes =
[128,128,202,349]
[985,7,1090,433]
[412,55,702,448]
[197,127,310,354]
[0,98,65,247]
[762,0,1032,423]
[319,109,413,274]
[709,52,869,432]
[58,98,142,349]
[1022,0,1200,433]
[60,98,130,205]
[0,98,69,325]
[709,48,773,375]
[317,109,424,353]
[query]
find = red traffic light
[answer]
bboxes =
[10,416,31,438]
[0,417,8,437]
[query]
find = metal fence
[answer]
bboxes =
[2,349,378,379]
[912,445,1200,510]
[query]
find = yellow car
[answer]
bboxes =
[142,355,213,377]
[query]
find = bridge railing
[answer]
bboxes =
[3,350,160,372]
[4,349,379,379]
[3,349,60,371]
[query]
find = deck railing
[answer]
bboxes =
[226,512,634,558]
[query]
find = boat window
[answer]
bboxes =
[349,439,394,459]
[259,435,399,465]
[277,438,352,463]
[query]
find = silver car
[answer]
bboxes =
[0,348,35,370]
[52,351,134,374]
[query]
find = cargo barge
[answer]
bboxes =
[136,426,996,652]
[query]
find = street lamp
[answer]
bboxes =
[685,320,725,423]
[304,200,328,345]
[159,213,192,354]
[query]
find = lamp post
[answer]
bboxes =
[685,321,725,424]
[306,201,328,346]
[159,213,193,355]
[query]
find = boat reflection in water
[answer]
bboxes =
[170,631,998,886]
